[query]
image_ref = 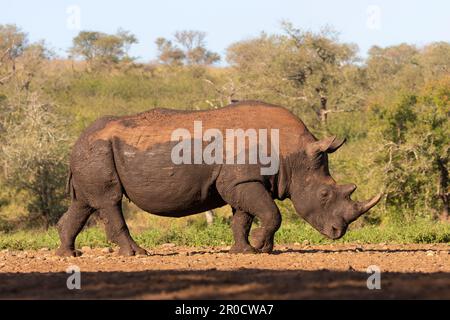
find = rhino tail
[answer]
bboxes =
[66,169,76,200]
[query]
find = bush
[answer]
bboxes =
[0,93,70,228]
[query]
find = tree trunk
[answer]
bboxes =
[437,158,449,221]
[42,211,50,231]
[315,95,329,136]
[319,96,328,125]
[205,210,215,225]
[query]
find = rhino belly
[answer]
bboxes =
[112,140,224,217]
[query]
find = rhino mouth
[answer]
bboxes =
[319,224,347,240]
[330,226,346,239]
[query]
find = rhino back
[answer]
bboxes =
[88,101,315,157]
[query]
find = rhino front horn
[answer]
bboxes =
[348,193,382,222]
[357,193,383,215]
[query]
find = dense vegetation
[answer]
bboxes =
[0,24,448,245]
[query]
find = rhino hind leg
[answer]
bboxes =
[229,209,257,254]
[99,204,148,256]
[57,139,147,257]
[56,201,95,257]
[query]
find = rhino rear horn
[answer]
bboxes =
[307,136,346,156]
[341,183,357,197]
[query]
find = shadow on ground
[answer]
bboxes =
[1,269,449,299]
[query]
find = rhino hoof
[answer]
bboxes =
[133,247,149,256]
[118,246,149,256]
[56,247,82,257]
[258,246,274,254]
[229,244,258,254]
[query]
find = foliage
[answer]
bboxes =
[0,93,69,228]
[226,23,362,133]
[0,25,69,229]
[375,79,449,220]
[69,29,137,70]
[156,30,220,66]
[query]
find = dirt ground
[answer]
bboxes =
[0,243,449,299]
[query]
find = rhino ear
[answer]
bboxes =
[324,136,346,153]
[307,136,346,156]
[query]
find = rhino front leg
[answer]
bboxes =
[221,182,281,254]
[229,208,257,254]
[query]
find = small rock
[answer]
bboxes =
[101,247,113,254]
[293,242,300,246]
[0,263,5,268]
[39,247,50,252]
[426,250,435,256]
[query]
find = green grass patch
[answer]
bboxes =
[0,218,448,250]
[276,219,450,244]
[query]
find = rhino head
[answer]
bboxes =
[288,136,382,239]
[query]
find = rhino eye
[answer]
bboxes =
[320,189,329,198]
[319,189,331,206]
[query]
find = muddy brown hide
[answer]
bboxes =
[56,101,380,257]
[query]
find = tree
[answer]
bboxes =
[155,37,185,66]
[69,29,137,70]
[0,24,68,229]
[155,30,220,66]
[226,23,361,132]
[376,79,449,221]
[0,24,27,85]
[174,30,220,65]
[419,42,450,81]
[366,44,422,95]
[0,93,69,229]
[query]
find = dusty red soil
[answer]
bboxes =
[0,243,449,299]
